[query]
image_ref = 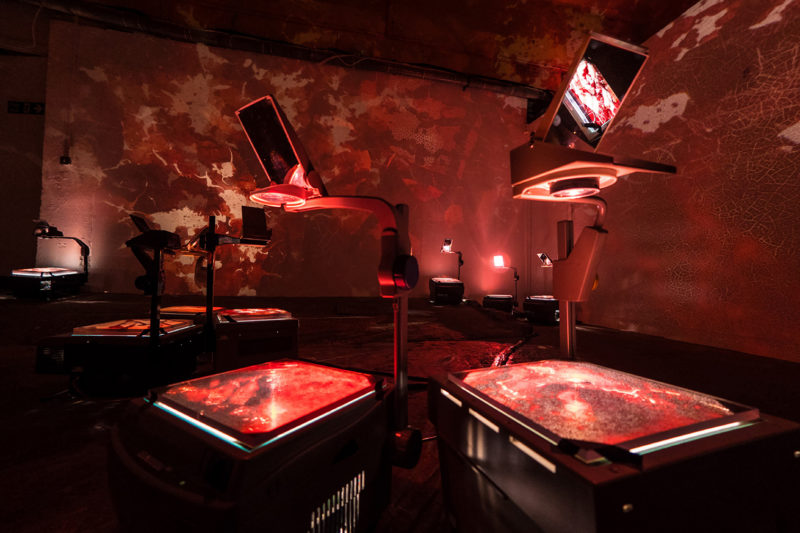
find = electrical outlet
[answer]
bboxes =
[59,156,71,165]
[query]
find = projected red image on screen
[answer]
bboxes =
[566,59,621,128]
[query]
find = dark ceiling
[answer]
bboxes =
[4,0,698,93]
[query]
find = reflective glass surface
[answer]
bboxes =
[459,361,733,445]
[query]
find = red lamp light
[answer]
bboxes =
[485,254,519,313]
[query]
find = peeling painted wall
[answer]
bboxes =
[40,21,530,299]
[582,0,800,362]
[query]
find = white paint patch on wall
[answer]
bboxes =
[196,43,228,67]
[616,93,690,134]
[211,158,235,181]
[132,106,160,135]
[150,206,207,232]
[673,8,728,61]
[79,66,108,83]
[694,8,728,42]
[750,0,795,30]
[319,114,356,147]
[162,74,230,135]
[684,0,726,18]
[218,187,251,220]
[778,121,800,144]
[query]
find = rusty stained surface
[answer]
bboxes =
[40,21,530,299]
[86,0,698,91]
[584,0,800,362]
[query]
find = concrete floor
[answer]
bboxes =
[1,292,798,532]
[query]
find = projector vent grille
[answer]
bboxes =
[307,470,365,533]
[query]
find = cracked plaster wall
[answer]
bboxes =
[583,0,800,362]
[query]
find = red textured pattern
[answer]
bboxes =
[72,318,193,335]
[41,22,530,300]
[161,360,374,434]
[461,360,731,445]
[223,307,290,317]
[568,60,620,126]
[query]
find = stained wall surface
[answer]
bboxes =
[0,55,47,275]
[40,21,531,298]
[582,0,800,361]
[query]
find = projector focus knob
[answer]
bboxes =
[393,255,419,290]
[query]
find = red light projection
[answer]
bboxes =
[12,267,79,277]
[567,60,620,126]
[460,360,731,445]
[223,308,291,320]
[249,188,307,208]
[72,318,195,336]
[160,360,376,435]
[160,307,291,321]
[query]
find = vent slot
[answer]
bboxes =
[307,470,365,533]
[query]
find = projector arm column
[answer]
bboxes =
[284,197,419,431]
[553,196,608,361]
[557,220,575,360]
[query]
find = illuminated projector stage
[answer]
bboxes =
[429,277,464,305]
[160,306,298,372]
[11,267,86,298]
[429,360,800,533]
[109,359,392,533]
